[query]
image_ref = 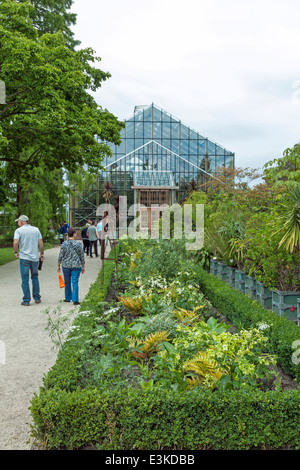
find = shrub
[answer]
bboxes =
[30,387,300,450]
[194,265,300,382]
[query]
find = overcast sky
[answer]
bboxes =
[71,0,300,176]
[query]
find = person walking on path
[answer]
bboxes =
[57,223,64,245]
[13,215,44,306]
[96,218,103,256]
[62,220,69,240]
[81,223,90,255]
[87,220,98,258]
[57,227,85,305]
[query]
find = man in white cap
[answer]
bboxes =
[13,215,44,306]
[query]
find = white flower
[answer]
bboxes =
[77,310,93,317]
[257,323,270,330]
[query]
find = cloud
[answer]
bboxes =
[71,0,300,172]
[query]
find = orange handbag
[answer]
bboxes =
[58,274,65,288]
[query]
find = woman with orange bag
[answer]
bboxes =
[57,228,85,305]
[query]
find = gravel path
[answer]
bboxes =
[0,245,103,450]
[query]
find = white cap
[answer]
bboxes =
[15,215,29,222]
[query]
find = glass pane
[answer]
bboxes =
[153,106,162,121]
[190,140,198,155]
[143,106,152,121]
[181,140,188,155]
[216,155,225,167]
[153,122,161,138]
[141,210,148,227]
[135,110,144,121]
[125,139,134,154]
[135,122,143,138]
[162,139,170,150]
[207,141,216,155]
[180,124,189,139]
[171,140,179,154]
[171,122,179,139]
[216,145,225,155]
[162,122,171,138]
[126,121,134,138]
[144,121,152,138]
[162,110,171,122]
[135,139,143,149]
[189,129,198,140]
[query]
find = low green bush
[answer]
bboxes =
[30,242,300,450]
[41,250,118,392]
[193,265,300,382]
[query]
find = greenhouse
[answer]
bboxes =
[69,103,235,228]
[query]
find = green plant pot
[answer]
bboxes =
[245,275,256,300]
[255,280,272,309]
[209,259,218,276]
[224,266,236,287]
[234,270,245,293]
[272,289,300,322]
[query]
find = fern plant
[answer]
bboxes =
[117,296,143,314]
[173,306,204,324]
[117,294,152,315]
[129,331,170,359]
[183,351,225,390]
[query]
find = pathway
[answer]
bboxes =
[0,245,103,450]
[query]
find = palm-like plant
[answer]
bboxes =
[103,181,113,203]
[277,183,300,253]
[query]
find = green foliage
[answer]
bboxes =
[242,211,300,290]
[30,386,300,450]
[0,0,124,179]
[264,145,300,187]
[137,238,188,282]
[19,0,80,49]
[194,265,300,382]
[30,240,300,450]
[0,247,17,265]
[276,183,300,254]
[41,250,118,391]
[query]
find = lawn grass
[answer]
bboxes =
[0,242,59,266]
[0,247,17,266]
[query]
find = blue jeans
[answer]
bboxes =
[19,259,41,304]
[62,267,81,302]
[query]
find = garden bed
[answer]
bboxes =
[30,239,300,450]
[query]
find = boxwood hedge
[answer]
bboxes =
[29,249,300,450]
[193,265,300,383]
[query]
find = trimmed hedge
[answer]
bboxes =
[193,265,300,382]
[41,250,118,392]
[30,386,300,450]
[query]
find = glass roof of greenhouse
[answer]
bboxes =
[100,103,234,187]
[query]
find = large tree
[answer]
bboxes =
[0,0,124,183]
[19,0,80,49]
[263,144,300,187]
[0,0,124,238]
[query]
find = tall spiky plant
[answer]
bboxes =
[277,183,300,253]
